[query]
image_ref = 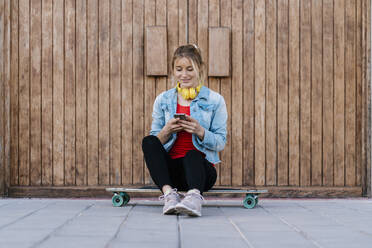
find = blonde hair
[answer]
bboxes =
[171,44,205,85]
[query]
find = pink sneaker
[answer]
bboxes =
[159,188,181,215]
[175,189,204,217]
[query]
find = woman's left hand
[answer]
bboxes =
[177,115,205,141]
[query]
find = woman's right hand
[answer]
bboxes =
[157,118,183,144]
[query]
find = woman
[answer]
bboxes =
[142,44,227,217]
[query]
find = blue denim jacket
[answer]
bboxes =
[150,86,227,164]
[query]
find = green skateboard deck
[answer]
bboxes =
[106,186,268,209]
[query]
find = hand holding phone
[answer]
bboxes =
[174,113,186,121]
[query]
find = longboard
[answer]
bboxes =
[106,186,268,209]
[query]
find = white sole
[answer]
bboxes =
[175,205,201,217]
[163,206,178,215]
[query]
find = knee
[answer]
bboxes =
[142,135,160,151]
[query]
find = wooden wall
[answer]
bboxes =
[1,0,371,197]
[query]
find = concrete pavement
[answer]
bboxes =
[0,197,371,248]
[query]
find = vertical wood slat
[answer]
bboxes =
[356,0,363,186]
[323,0,334,186]
[231,0,243,186]
[243,0,254,186]
[132,0,144,184]
[345,0,356,186]
[300,0,311,186]
[144,0,155,184]
[10,0,18,186]
[41,0,53,186]
[155,0,166,97]
[110,0,122,185]
[311,0,323,186]
[18,0,30,186]
[266,0,277,186]
[121,0,133,185]
[277,0,289,186]
[3,0,11,192]
[167,0,178,90]
[75,0,87,186]
[179,0,187,45]
[98,0,110,185]
[209,0,220,185]
[197,0,208,88]
[30,0,41,186]
[254,0,265,186]
[87,0,99,186]
[0,0,4,193]
[288,0,300,186]
[188,0,197,44]
[334,0,345,186]
[53,0,64,186]
[64,0,76,186]
[221,0,233,186]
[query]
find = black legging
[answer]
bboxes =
[142,135,217,194]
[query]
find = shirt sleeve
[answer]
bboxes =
[149,94,165,136]
[196,96,227,152]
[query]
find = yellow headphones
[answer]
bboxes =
[176,82,202,100]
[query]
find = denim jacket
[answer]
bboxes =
[150,86,227,164]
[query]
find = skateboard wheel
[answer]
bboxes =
[112,193,124,207]
[243,194,257,209]
[119,192,130,205]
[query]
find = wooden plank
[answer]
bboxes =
[311,0,322,186]
[277,0,289,186]
[220,0,232,186]
[87,0,99,186]
[132,0,144,184]
[208,28,230,77]
[110,0,122,185]
[167,0,178,89]
[197,0,208,88]
[288,0,300,186]
[355,0,363,186]
[41,0,53,186]
[10,0,18,186]
[64,0,76,186]
[75,0,87,186]
[18,0,30,186]
[365,0,371,196]
[3,0,11,193]
[0,0,4,194]
[254,0,265,186]
[121,0,133,185]
[334,0,345,186]
[242,0,253,186]
[265,0,277,186]
[299,0,311,186]
[145,26,167,76]
[179,0,187,45]
[144,0,155,184]
[323,0,334,186]
[7,186,364,198]
[188,0,197,44]
[30,0,41,186]
[231,0,243,186]
[98,0,110,185]
[53,0,64,186]
[208,0,220,186]
[155,0,166,97]
[345,0,356,186]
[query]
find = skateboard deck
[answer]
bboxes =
[106,186,268,209]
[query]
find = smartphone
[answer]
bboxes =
[174,113,186,121]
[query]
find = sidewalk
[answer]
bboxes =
[0,197,371,248]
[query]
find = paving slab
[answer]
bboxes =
[0,198,371,248]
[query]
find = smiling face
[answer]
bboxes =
[173,57,199,89]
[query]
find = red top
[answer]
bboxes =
[168,104,214,167]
